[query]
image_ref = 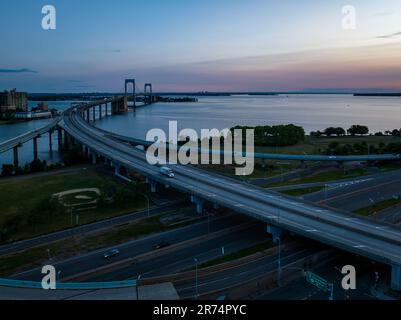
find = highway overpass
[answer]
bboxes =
[60,102,401,291]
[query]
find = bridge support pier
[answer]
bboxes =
[105,103,108,117]
[191,195,205,214]
[57,128,63,152]
[49,131,53,153]
[266,224,283,243]
[92,107,96,122]
[86,109,90,123]
[90,152,97,165]
[112,163,120,176]
[64,133,72,151]
[13,146,19,168]
[391,263,401,291]
[33,137,38,160]
[99,105,102,119]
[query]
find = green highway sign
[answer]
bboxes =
[306,271,331,292]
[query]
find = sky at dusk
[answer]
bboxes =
[1,0,401,93]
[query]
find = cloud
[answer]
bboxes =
[0,68,38,73]
[376,31,401,39]
[372,12,394,17]
[112,49,121,53]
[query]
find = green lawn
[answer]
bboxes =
[191,241,273,270]
[280,186,325,197]
[254,135,401,155]
[0,168,148,243]
[353,198,401,216]
[264,168,369,188]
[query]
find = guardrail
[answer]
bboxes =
[0,278,136,290]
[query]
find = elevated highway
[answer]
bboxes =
[61,103,401,291]
[0,117,61,167]
[0,117,60,154]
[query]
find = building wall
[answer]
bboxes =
[0,89,28,113]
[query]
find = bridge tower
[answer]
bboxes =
[144,83,152,104]
[125,79,136,110]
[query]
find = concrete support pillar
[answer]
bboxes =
[105,103,108,117]
[391,263,401,292]
[266,224,283,243]
[191,195,205,214]
[49,131,53,153]
[63,133,71,151]
[33,137,38,160]
[91,152,97,165]
[57,128,63,152]
[92,107,96,122]
[112,162,120,176]
[13,146,19,168]
[86,109,90,123]
[99,104,102,119]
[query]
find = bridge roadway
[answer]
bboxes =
[61,104,401,290]
[0,117,60,154]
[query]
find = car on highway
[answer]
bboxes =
[160,166,175,178]
[103,248,120,259]
[153,241,171,250]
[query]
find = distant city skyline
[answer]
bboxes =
[1,0,401,92]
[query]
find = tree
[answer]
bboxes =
[324,127,346,137]
[1,164,14,177]
[347,125,369,136]
[30,159,47,173]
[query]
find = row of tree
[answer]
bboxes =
[311,125,370,137]
[231,124,305,147]
[323,141,401,156]
[1,160,64,177]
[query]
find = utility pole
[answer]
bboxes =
[136,275,142,300]
[194,258,199,299]
[277,198,282,287]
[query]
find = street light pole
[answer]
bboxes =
[278,236,282,287]
[194,258,199,299]
[136,274,142,300]
[146,195,150,218]
[277,199,282,287]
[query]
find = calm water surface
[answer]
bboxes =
[1,95,401,167]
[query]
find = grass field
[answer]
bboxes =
[0,168,148,243]
[264,168,369,188]
[191,241,273,270]
[353,198,401,217]
[255,135,401,155]
[280,186,325,197]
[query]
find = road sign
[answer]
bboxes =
[306,271,331,292]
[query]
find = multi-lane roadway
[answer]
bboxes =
[60,105,401,290]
